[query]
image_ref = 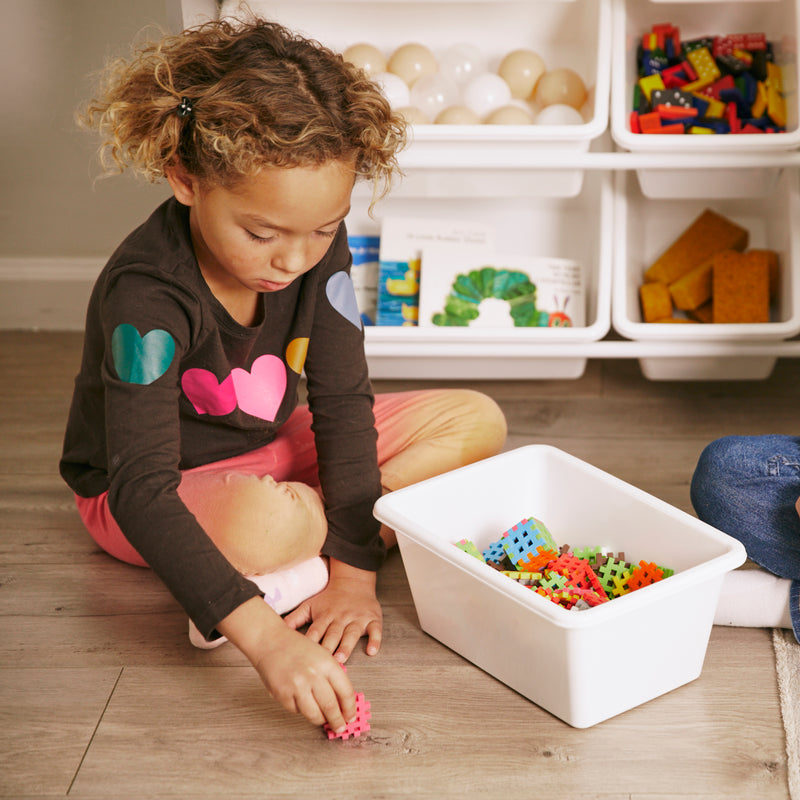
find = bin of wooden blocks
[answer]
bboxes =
[612,169,800,379]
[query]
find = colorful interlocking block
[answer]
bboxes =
[453,520,673,612]
[455,538,485,562]
[325,691,371,740]
[501,517,557,568]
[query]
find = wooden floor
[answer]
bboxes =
[1,330,793,799]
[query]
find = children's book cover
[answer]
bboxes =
[418,247,585,329]
[376,217,494,326]
[348,235,380,326]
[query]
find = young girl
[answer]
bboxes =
[691,435,800,643]
[60,17,507,735]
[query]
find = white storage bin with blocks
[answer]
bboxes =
[611,0,800,199]
[373,445,747,727]
[613,168,800,379]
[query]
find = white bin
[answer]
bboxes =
[220,0,612,191]
[374,445,746,728]
[350,169,613,379]
[612,168,800,380]
[611,0,800,198]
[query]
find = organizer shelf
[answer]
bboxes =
[176,0,800,381]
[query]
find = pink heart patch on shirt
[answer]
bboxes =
[181,369,237,416]
[231,354,287,421]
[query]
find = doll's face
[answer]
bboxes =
[169,159,354,295]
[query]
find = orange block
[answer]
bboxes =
[712,250,770,323]
[645,209,749,285]
[639,281,672,322]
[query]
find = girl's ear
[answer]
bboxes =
[165,162,199,206]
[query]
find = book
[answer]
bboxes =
[376,217,494,326]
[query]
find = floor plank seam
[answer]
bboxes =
[66,665,124,795]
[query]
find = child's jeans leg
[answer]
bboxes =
[690,434,800,639]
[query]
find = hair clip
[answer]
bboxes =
[176,97,194,118]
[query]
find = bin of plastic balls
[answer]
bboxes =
[611,0,800,198]
[373,445,746,728]
[218,0,612,193]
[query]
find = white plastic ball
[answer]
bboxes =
[484,104,535,125]
[534,103,585,125]
[387,43,438,87]
[409,74,460,121]
[373,71,411,108]
[438,43,487,86]
[461,73,513,119]
[343,43,387,76]
[497,49,546,100]
[435,105,481,125]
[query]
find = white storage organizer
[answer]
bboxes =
[373,445,747,727]
[177,0,800,380]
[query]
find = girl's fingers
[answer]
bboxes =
[364,619,382,656]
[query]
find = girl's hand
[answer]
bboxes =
[217,596,356,732]
[283,559,383,663]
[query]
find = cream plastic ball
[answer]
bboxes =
[435,105,482,125]
[497,49,546,100]
[535,68,588,110]
[397,106,431,125]
[484,104,535,125]
[343,43,387,76]
[387,43,438,87]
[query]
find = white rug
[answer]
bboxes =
[773,629,800,799]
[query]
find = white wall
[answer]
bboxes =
[0,0,183,327]
[0,0,180,259]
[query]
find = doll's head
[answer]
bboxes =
[80,16,406,202]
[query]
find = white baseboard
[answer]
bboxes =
[0,258,104,330]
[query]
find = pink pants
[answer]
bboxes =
[75,389,506,569]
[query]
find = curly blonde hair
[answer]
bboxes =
[80,16,407,199]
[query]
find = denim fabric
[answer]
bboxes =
[691,435,800,642]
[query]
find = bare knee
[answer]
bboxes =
[451,389,507,461]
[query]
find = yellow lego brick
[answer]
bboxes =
[683,77,715,92]
[768,83,787,127]
[767,61,783,93]
[638,73,665,102]
[704,97,725,118]
[732,48,753,65]
[688,126,715,134]
[751,81,768,118]
[686,47,721,84]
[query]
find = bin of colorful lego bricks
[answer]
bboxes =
[630,24,786,135]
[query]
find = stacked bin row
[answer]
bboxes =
[216,0,800,380]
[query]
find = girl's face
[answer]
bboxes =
[168,159,355,295]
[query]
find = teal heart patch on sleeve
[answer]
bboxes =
[111,324,176,385]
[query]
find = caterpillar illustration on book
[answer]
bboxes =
[431,266,572,328]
